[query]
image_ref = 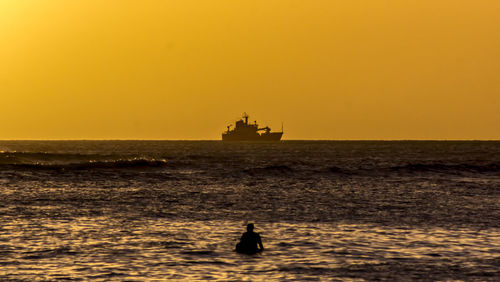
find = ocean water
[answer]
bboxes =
[0,140,499,280]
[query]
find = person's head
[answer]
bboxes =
[247,223,254,232]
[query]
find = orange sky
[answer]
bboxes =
[1,1,499,139]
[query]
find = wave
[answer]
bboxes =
[0,151,168,170]
[388,162,500,173]
[0,151,126,164]
[244,165,293,176]
[243,162,500,177]
[2,151,499,174]
[322,162,500,176]
[1,158,168,170]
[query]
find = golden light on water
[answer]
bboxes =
[1,1,499,139]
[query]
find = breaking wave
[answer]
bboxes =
[0,151,167,170]
[3,159,168,171]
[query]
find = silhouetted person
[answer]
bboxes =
[236,223,264,254]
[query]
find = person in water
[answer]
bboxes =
[236,223,264,254]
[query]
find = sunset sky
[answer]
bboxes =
[1,1,499,140]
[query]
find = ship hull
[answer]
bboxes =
[222,132,283,141]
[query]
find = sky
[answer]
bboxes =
[1,0,499,140]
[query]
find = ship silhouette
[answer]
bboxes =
[222,113,283,141]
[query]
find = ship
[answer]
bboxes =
[222,113,283,141]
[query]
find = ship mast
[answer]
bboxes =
[242,112,249,125]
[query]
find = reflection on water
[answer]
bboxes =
[0,140,499,280]
[1,218,498,280]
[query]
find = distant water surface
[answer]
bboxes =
[0,141,499,280]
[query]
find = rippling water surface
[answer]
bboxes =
[0,141,499,280]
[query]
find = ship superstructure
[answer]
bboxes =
[222,113,283,141]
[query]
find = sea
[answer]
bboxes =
[0,140,498,281]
